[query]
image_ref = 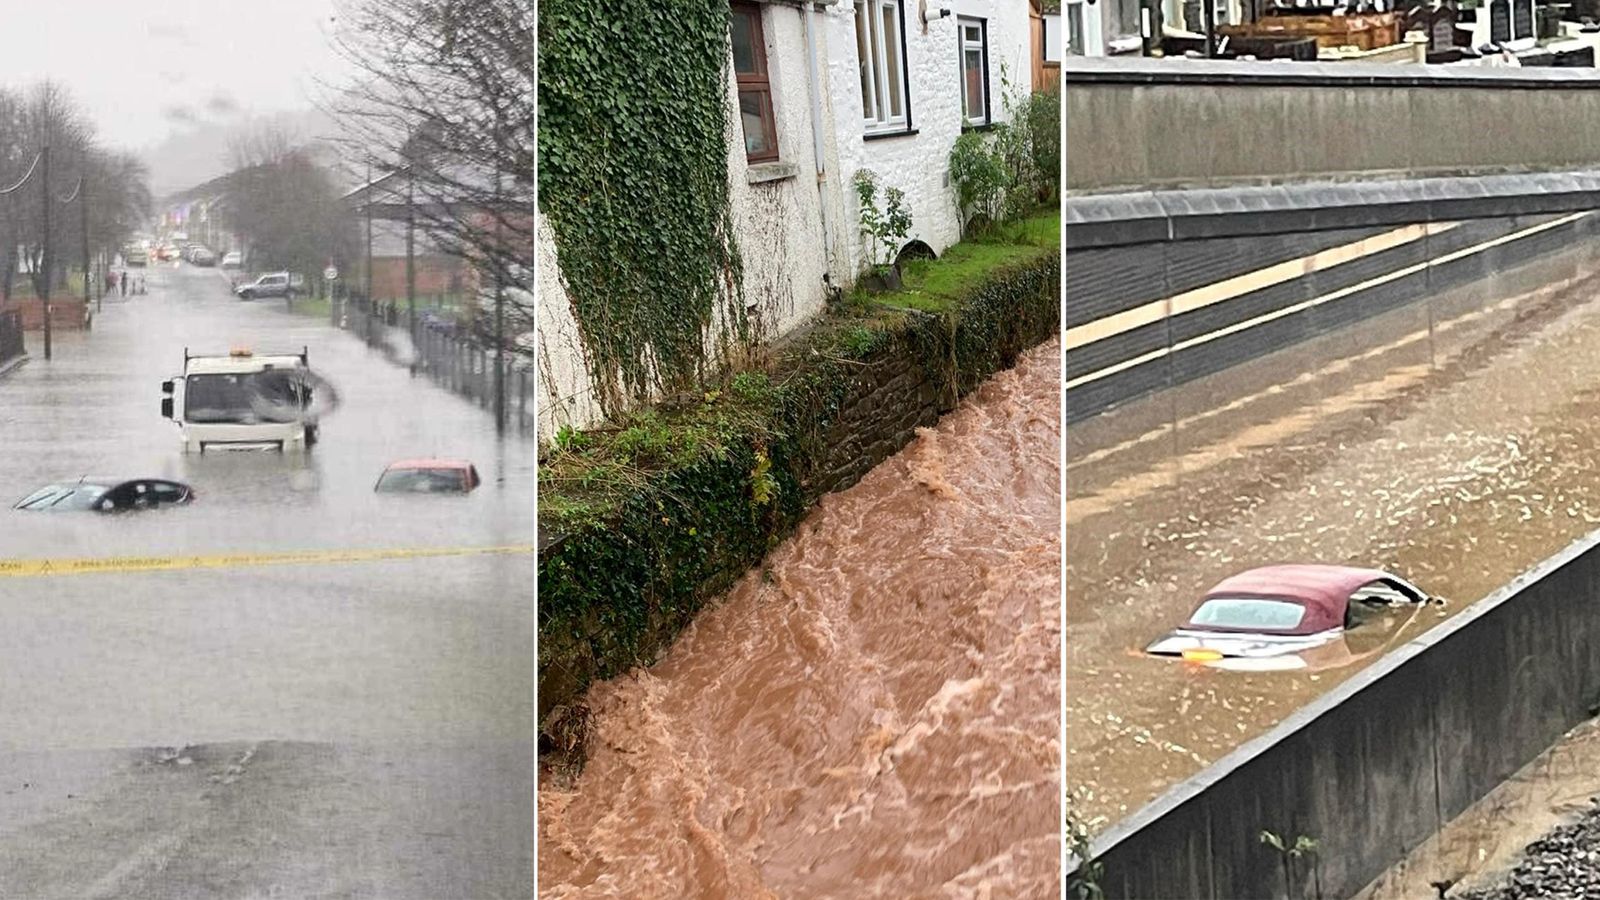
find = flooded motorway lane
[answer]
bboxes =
[538,340,1061,898]
[1066,252,1600,833]
[0,264,534,897]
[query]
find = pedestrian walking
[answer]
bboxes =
[138,274,146,295]
[119,271,127,297]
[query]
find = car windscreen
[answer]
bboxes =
[185,372,308,424]
[376,468,467,493]
[15,483,110,511]
[1188,597,1307,631]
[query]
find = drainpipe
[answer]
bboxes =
[803,3,837,285]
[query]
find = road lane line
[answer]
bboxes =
[1066,213,1590,390]
[1064,222,1447,351]
[0,545,534,579]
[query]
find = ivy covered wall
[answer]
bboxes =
[538,0,746,415]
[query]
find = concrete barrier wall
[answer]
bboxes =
[1066,59,1600,193]
[1081,523,1600,899]
[1065,210,1600,424]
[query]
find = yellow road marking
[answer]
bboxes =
[1064,222,1447,351]
[0,545,534,578]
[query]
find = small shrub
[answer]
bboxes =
[840,325,885,358]
[1024,86,1061,203]
[749,450,775,507]
[853,169,913,272]
[730,370,773,403]
[553,424,589,454]
[950,131,1007,236]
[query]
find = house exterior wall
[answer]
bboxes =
[824,0,1032,271]
[537,1,847,441]
[535,0,1034,442]
[536,209,605,439]
[728,2,848,350]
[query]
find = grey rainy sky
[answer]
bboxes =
[0,0,358,151]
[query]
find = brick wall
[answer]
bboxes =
[368,255,473,301]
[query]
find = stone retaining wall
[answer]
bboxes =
[537,248,1059,763]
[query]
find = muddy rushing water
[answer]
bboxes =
[1067,258,1600,833]
[539,340,1061,898]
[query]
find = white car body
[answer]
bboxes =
[163,350,317,453]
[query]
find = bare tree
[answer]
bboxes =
[227,121,300,171]
[0,81,147,308]
[329,0,534,333]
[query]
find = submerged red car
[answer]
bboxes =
[374,458,481,494]
[1146,565,1433,672]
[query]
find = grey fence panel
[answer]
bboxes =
[327,295,534,433]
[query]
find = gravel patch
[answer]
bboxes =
[1456,800,1600,899]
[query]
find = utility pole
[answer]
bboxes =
[81,163,93,314]
[39,144,51,362]
[406,165,416,374]
[364,160,373,307]
[493,158,506,434]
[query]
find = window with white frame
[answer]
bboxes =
[1046,11,1067,59]
[856,0,910,133]
[958,17,989,127]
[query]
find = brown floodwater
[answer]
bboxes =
[1067,254,1600,834]
[539,340,1062,898]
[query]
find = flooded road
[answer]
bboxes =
[1066,247,1600,833]
[538,340,1061,898]
[0,264,535,896]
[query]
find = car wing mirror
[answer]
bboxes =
[160,397,174,419]
[161,379,174,395]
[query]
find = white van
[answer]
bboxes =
[160,347,320,452]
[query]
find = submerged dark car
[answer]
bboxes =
[14,478,194,512]
[1145,565,1433,672]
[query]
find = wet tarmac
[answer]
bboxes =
[1066,247,1600,832]
[0,263,535,896]
[538,340,1062,898]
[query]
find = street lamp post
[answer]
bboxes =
[39,144,51,362]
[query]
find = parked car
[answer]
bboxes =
[221,251,242,269]
[14,477,194,512]
[159,245,181,261]
[374,458,481,494]
[234,273,298,301]
[189,248,216,267]
[1145,565,1434,672]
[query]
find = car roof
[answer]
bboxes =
[186,355,305,374]
[386,458,473,470]
[1197,565,1408,635]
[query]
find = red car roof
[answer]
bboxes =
[1193,565,1401,636]
[386,458,473,470]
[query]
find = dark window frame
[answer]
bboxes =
[857,0,915,136]
[957,15,991,127]
[733,2,780,163]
